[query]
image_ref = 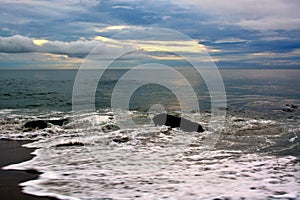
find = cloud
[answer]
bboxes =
[261,36,292,41]
[213,38,247,44]
[0,35,134,58]
[0,0,101,9]
[0,35,36,53]
[0,0,299,68]
[94,25,134,34]
[0,0,104,41]
[249,49,300,66]
[112,5,134,9]
[173,0,300,31]
[0,30,217,69]
[251,48,300,59]
[236,17,300,31]
[0,52,83,69]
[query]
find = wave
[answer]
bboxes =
[1,108,299,199]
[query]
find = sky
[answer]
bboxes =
[0,0,300,69]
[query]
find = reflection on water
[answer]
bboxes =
[1,69,299,112]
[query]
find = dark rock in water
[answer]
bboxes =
[23,118,69,129]
[282,108,294,112]
[291,104,298,109]
[212,197,232,200]
[233,118,245,122]
[47,119,69,126]
[112,136,130,143]
[23,120,48,129]
[101,124,120,133]
[273,191,287,195]
[286,104,298,109]
[56,141,84,147]
[152,113,204,132]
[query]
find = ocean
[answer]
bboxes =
[0,69,300,199]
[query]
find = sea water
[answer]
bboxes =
[0,69,299,199]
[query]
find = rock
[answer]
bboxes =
[23,118,69,129]
[23,120,48,129]
[291,104,298,109]
[273,191,287,195]
[233,118,245,122]
[152,113,204,132]
[47,119,69,126]
[286,104,298,109]
[112,136,130,143]
[101,124,120,133]
[56,141,84,147]
[282,108,294,112]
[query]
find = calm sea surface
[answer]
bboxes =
[0,69,299,112]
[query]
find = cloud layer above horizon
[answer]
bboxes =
[0,0,300,68]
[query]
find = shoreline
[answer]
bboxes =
[0,139,58,200]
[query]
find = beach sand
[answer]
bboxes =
[0,139,57,200]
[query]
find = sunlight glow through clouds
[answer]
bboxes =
[122,40,208,53]
[93,36,116,42]
[32,53,84,64]
[32,39,49,46]
[149,55,184,60]
[93,33,212,54]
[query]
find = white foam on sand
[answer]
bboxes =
[4,139,300,199]
[1,109,300,199]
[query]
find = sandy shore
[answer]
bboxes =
[0,139,58,200]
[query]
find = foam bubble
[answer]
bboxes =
[1,109,299,199]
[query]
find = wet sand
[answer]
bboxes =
[0,139,57,200]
